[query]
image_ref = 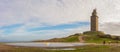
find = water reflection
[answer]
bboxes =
[6,42,86,48]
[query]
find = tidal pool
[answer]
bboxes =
[6,42,86,48]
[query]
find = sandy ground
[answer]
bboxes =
[0,44,13,52]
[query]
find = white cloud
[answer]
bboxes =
[100,22,120,36]
[0,0,119,26]
[0,0,120,41]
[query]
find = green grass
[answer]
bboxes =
[83,34,115,43]
[62,35,79,42]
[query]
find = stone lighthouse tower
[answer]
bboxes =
[91,9,98,31]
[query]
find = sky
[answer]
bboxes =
[0,0,120,41]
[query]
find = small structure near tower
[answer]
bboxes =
[90,9,99,31]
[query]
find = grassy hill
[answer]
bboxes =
[82,31,115,43]
[34,31,120,43]
[34,34,80,42]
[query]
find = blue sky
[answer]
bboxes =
[27,22,89,31]
[0,0,120,41]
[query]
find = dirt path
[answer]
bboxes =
[78,36,85,43]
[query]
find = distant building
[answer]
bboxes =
[91,9,99,31]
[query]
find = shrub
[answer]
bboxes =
[110,36,120,40]
[98,34,111,38]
